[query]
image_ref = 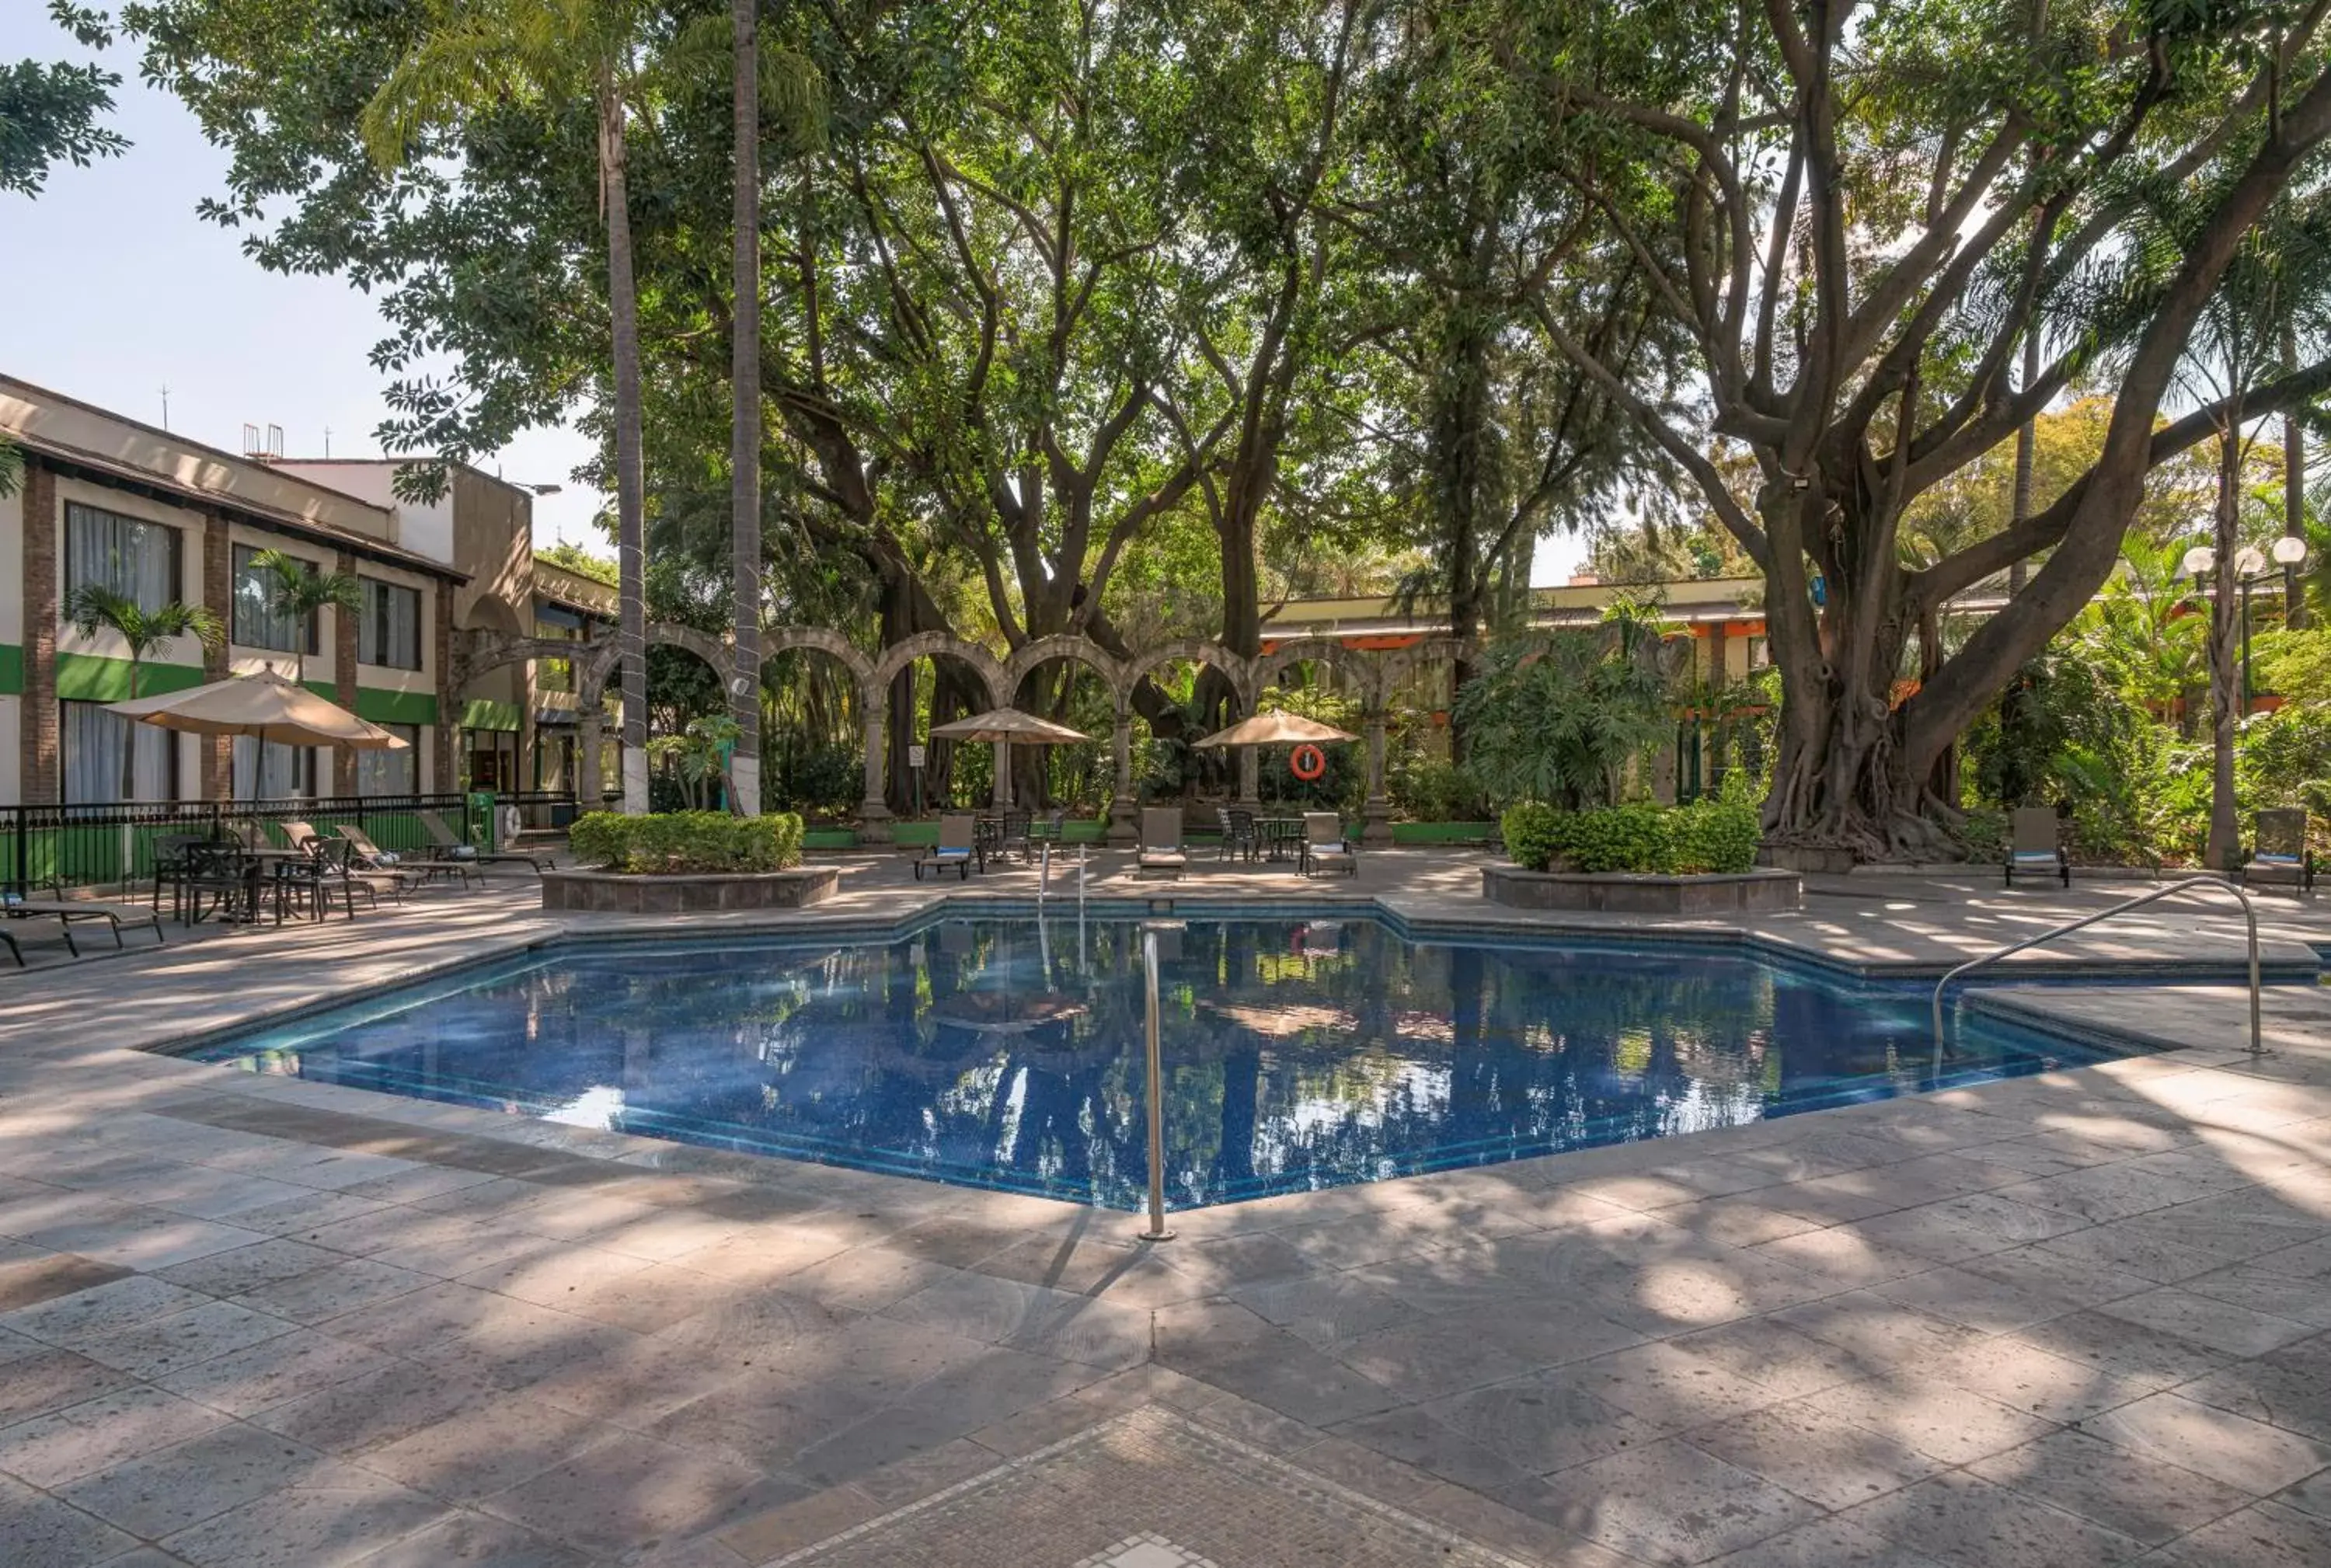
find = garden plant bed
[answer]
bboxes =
[541,866,838,913]
[1483,863,1802,914]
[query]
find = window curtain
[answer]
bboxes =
[61,702,175,803]
[364,580,420,669]
[231,736,317,800]
[354,725,419,795]
[232,545,304,653]
[67,505,176,613]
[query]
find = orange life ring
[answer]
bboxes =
[1288,744,1327,782]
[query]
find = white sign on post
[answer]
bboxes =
[908,744,927,768]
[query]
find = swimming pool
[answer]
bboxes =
[183,916,2127,1209]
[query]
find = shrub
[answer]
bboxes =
[1392,758,1487,822]
[1563,803,1676,873]
[1672,800,1761,873]
[1500,803,1565,871]
[569,810,805,873]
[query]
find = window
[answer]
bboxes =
[232,735,319,800]
[64,504,182,614]
[232,545,320,654]
[465,729,517,793]
[361,579,423,670]
[355,723,420,796]
[535,618,574,693]
[61,701,177,803]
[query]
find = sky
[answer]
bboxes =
[1,9,1590,587]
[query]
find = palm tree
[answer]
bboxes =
[363,0,653,813]
[729,0,761,820]
[64,584,225,801]
[246,549,361,687]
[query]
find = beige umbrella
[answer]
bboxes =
[928,707,1092,813]
[110,671,407,804]
[1194,710,1357,747]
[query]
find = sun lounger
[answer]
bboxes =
[915,814,981,881]
[1,888,166,955]
[2241,809,2316,897]
[1302,812,1357,878]
[332,825,455,891]
[420,810,554,873]
[1138,808,1187,879]
[2004,806,2068,887]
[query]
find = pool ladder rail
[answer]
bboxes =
[1929,876,2264,1059]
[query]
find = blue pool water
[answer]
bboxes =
[183,918,2125,1209]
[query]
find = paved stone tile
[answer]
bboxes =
[2176,1340,2331,1444]
[75,1299,297,1379]
[1521,1436,1824,1563]
[1421,1371,1667,1476]
[2179,1264,2331,1329]
[1326,1406,1531,1492]
[715,1483,884,1563]
[1838,1470,2148,1567]
[1767,1291,1990,1369]
[2009,1308,2234,1390]
[851,1435,1002,1507]
[344,1511,594,1567]
[19,1210,268,1271]
[157,1467,448,1568]
[481,1431,765,1558]
[1922,1336,2154,1423]
[0,1252,134,1313]
[1546,1340,1786,1432]
[2083,1390,2331,1493]
[0,1272,214,1347]
[2141,1499,2331,1567]
[1869,1263,2083,1333]
[1688,1399,1942,1510]
[1331,1315,1542,1402]
[218,1191,391,1239]
[61,1421,336,1538]
[1660,1315,1869,1399]
[356,1394,612,1503]
[154,1238,343,1297]
[1699,1514,1951,1566]
[228,1258,439,1325]
[0,1471,141,1568]
[0,1347,141,1425]
[1967,1429,2253,1545]
[155,1327,393,1416]
[781,1246,961,1312]
[2095,1285,2319,1357]
[1817,1372,2059,1465]
[0,1385,235,1487]
[248,1360,497,1457]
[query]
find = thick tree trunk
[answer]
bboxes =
[728,0,761,817]
[2205,427,2242,872]
[601,82,650,816]
[2287,328,2310,631]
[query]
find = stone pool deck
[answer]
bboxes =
[0,852,2328,1566]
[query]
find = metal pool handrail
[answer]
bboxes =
[1929,876,2263,1058]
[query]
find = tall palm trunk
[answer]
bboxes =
[729,0,761,817]
[120,655,143,803]
[2204,421,2243,871]
[600,71,650,816]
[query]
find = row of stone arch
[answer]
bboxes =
[453,623,1472,836]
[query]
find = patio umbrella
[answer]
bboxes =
[927,706,1092,811]
[1193,710,1357,747]
[110,671,407,802]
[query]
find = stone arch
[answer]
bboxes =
[869,632,1006,709]
[1120,637,1252,717]
[646,621,732,676]
[761,625,877,705]
[1252,636,1385,713]
[1375,635,1476,709]
[1002,634,1126,709]
[458,631,594,688]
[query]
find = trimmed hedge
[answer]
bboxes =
[1499,800,1761,875]
[568,810,805,873]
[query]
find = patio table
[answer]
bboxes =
[1255,817,1305,863]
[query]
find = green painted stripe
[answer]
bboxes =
[54,653,207,703]
[0,643,20,697]
[357,688,437,727]
[462,698,522,732]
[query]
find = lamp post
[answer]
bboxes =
[2222,537,2312,716]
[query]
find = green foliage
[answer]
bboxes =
[2253,628,2331,706]
[1499,802,1563,872]
[646,714,739,812]
[770,740,859,821]
[64,584,227,688]
[1559,803,1677,874]
[2239,706,2331,824]
[1390,758,1486,823]
[536,540,618,587]
[1672,800,1760,875]
[568,810,803,873]
[1455,612,1678,810]
[2,4,127,197]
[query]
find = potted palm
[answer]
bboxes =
[64,584,226,802]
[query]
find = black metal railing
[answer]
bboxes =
[1,793,569,896]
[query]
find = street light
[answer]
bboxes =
[2235,537,2312,714]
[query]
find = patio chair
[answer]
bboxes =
[2241,809,2316,897]
[150,833,208,917]
[1,884,166,953]
[179,841,260,924]
[999,809,1033,862]
[2004,807,2069,887]
[1216,807,1257,862]
[275,820,322,852]
[336,824,473,890]
[0,925,19,968]
[915,814,981,881]
[1138,808,1187,879]
[419,810,555,873]
[277,837,384,922]
[1302,812,1357,878]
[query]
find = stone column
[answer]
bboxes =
[577,703,603,816]
[1363,713,1391,838]
[198,512,232,799]
[992,740,1011,810]
[1107,711,1135,844]
[20,460,60,804]
[858,704,894,841]
[1238,744,1260,808]
[333,550,361,796]
[432,582,458,793]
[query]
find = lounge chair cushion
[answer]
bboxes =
[2011,850,2061,862]
[2254,852,2301,865]
[1139,850,1186,866]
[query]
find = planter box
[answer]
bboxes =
[542,866,838,914]
[1758,844,1855,875]
[1483,864,1802,915]
[802,828,858,850]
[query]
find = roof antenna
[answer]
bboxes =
[159,384,171,430]
[323,425,333,458]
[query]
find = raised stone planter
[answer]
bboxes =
[541,866,838,914]
[1483,864,1802,915]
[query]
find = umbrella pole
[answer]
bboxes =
[1138,922,1174,1242]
